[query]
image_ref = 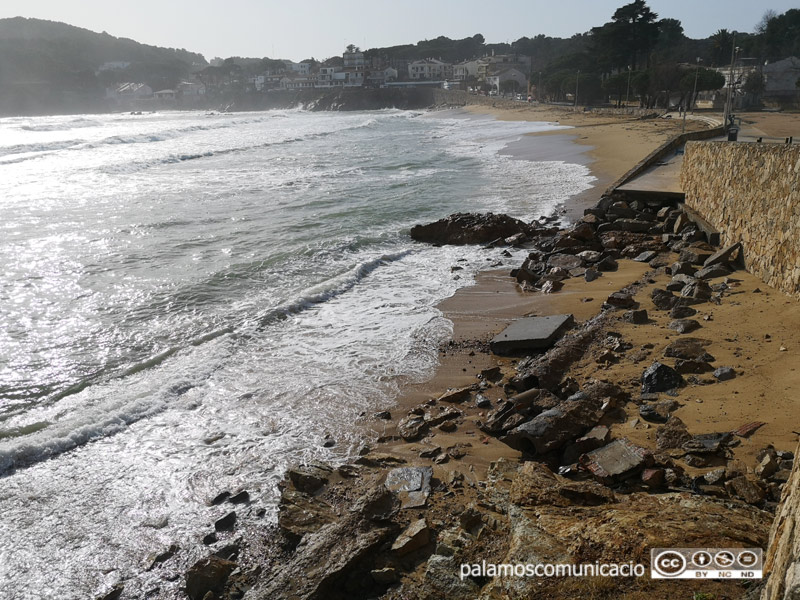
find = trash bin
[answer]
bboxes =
[727,127,739,141]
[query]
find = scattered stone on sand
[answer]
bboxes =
[668,318,701,334]
[385,466,432,509]
[642,361,684,393]
[713,366,736,381]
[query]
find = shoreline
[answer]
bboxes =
[151,106,800,599]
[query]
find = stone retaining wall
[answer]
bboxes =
[762,440,800,599]
[681,142,800,297]
[431,89,659,117]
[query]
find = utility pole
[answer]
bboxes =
[723,36,737,128]
[574,69,580,107]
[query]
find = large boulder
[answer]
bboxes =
[410,212,535,245]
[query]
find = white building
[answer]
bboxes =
[453,60,479,81]
[486,68,528,93]
[408,58,452,80]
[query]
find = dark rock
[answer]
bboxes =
[648,253,673,268]
[584,267,601,282]
[475,394,492,409]
[502,394,607,455]
[651,288,678,310]
[186,556,237,600]
[634,250,658,262]
[202,532,218,545]
[579,439,652,483]
[680,280,713,302]
[642,361,684,393]
[713,366,736,381]
[419,446,441,459]
[673,212,691,233]
[479,366,502,381]
[671,261,696,276]
[641,468,665,487]
[210,491,231,506]
[570,222,596,241]
[666,274,697,292]
[669,305,697,319]
[606,292,636,308]
[374,410,392,420]
[228,491,249,504]
[426,406,461,427]
[695,263,732,280]
[288,463,332,494]
[679,248,714,265]
[623,309,648,324]
[596,256,619,271]
[385,467,432,509]
[410,212,536,245]
[639,404,668,423]
[214,511,236,532]
[668,319,701,334]
[561,425,610,464]
[371,567,399,585]
[547,253,584,270]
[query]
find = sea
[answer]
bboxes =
[0,108,595,598]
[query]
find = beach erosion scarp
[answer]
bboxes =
[169,108,800,600]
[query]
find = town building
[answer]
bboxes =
[408,58,452,80]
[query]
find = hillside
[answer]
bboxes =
[0,17,207,115]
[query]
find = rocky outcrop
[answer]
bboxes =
[409,212,539,245]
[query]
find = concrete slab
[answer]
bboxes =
[490,314,574,355]
[579,438,652,482]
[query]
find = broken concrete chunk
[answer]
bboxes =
[385,467,432,509]
[695,263,732,280]
[579,438,652,483]
[682,432,732,454]
[703,242,742,268]
[490,314,574,355]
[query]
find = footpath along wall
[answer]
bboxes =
[681,142,800,297]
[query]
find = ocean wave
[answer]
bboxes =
[257,250,412,327]
[0,139,84,158]
[18,118,102,132]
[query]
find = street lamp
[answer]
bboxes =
[625,65,632,107]
[574,69,580,107]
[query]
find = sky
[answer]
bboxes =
[1,0,796,62]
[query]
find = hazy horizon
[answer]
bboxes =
[1,0,796,63]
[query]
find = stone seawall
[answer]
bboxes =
[763,440,800,599]
[431,89,659,118]
[681,142,800,297]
